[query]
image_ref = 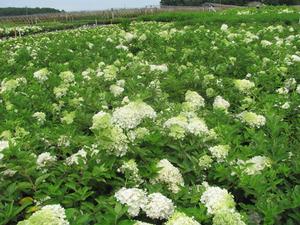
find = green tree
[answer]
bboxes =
[0,7,63,17]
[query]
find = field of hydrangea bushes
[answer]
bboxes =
[0,7,300,225]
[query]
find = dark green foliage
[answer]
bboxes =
[0,7,63,17]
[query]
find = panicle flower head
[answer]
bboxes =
[208,145,230,162]
[17,204,69,225]
[128,127,150,142]
[33,68,49,82]
[119,159,143,186]
[221,24,228,32]
[212,209,246,225]
[107,126,129,157]
[59,71,75,83]
[154,159,184,193]
[110,84,124,97]
[166,211,200,225]
[149,64,168,73]
[164,113,209,139]
[213,96,230,111]
[142,193,175,220]
[65,149,87,166]
[33,112,46,124]
[112,101,156,130]
[37,152,56,168]
[115,187,148,217]
[237,111,266,128]
[198,155,213,170]
[186,117,209,136]
[91,111,112,130]
[200,186,235,215]
[234,79,255,93]
[0,79,19,94]
[238,156,271,175]
[163,115,188,139]
[184,90,205,110]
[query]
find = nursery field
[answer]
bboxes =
[0,7,300,225]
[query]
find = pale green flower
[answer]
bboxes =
[213,210,246,225]
[166,211,200,225]
[17,204,69,225]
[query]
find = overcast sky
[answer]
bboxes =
[0,0,161,11]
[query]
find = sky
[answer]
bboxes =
[0,0,161,11]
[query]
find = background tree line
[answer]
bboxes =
[0,7,63,17]
[160,0,300,6]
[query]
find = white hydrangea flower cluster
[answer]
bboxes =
[261,40,272,47]
[110,79,125,97]
[296,85,300,94]
[91,111,129,156]
[102,64,119,81]
[124,32,136,42]
[200,183,245,225]
[281,102,290,109]
[110,85,124,97]
[237,156,271,175]
[276,87,289,95]
[112,101,156,130]
[183,90,205,111]
[61,111,76,124]
[91,111,112,130]
[186,117,209,137]
[166,211,200,225]
[115,188,174,220]
[284,78,297,90]
[0,78,20,94]
[143,193,175,220]
[212,209,246,225]
[276,78,297,95]
[148,79,162,96]
[115,187,148,217]
[149,64,169,73]
[59,71,75,84]
[237,111,266,128]
[36,152,57,169]
[128,127,150,142]
[234,79,255,93]
[163,115,188,139]
[118,159,143,186]
[1,168,17,177]
[220,24,229,32]
[154,159,184,193]
[291,54,300,62]
[198,155,213,170]
[107,126,129,156]
[52,71,75,99]
[32,112,46,125]
[0,140,9,160]
[53,85,68,99]
[17,204,69,225]
[200,185,236,215]
[213,96,230,112]
[208,145,230,162]
[164,114,209,139]
[33,68,49,83]
[65,149,87,166]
